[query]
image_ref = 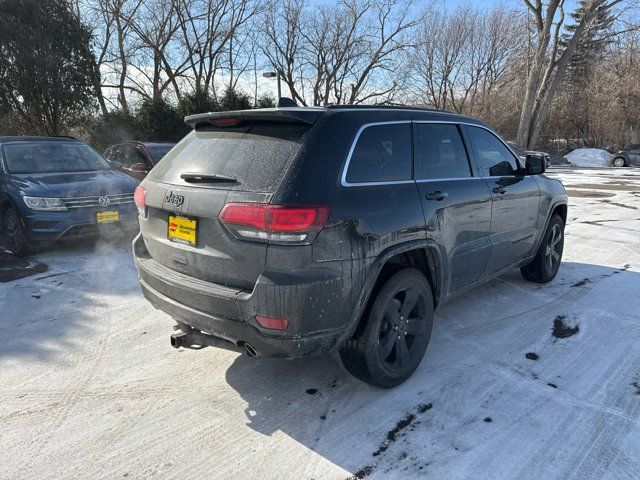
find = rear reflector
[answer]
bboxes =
[134,186,147,216]
[219,203,329,243]
[256,315,289,330]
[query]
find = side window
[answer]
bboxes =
[415,123,471,179]
[108,146,123,164]
[467,126,519,177]
[121,146,147,167]
[132,148,148,166]
[345,123,411,184]
[120,147,136,167]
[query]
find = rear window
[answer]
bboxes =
[345,123,411,184]
[148,122,309,192]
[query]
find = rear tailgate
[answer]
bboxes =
[139,120,312,290]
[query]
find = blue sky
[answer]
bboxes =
[310,0,582,17]
[427,0,580,13]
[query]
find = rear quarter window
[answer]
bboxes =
[148,122,309,192]
[344,123,412,185]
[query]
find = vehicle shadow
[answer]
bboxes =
[223,260,639,477]
[0,232,141,360]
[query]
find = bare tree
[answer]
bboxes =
[517,0,629,148]
[408,4,523,114]
[175,0,257,100]
[261,0,307,104]
[124,0,186,101]
[300,0,372,105]
[346,0,417,104]
[262,0,416,106]
[94,0,144,113]
[468,8,524,115]
[56,0,640,152]
[78,0,115,114]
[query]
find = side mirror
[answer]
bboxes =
[131,162,148,172]
[525,154,546,175]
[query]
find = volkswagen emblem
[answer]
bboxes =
[98,195,110,207]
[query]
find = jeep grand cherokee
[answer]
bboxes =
[133,104,567,388]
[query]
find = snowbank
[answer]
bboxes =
[565,148,612,167]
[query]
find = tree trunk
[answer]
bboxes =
[516,0,558,148]
[517,0,608,149]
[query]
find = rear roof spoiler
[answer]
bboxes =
[185,107,325,129]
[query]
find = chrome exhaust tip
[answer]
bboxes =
[244,343,259,357]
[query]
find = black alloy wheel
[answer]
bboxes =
[521,214,564,283]
[4,207,27,255]
[340,268,434,388]
[378,286,428,373]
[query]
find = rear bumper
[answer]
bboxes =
[133,234,351,358]
[139,277,342,358]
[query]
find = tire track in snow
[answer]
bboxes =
[513,346,640,480]
[449,286,590,338]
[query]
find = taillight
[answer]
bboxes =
[134,186,147,217]
[219,203,329,244]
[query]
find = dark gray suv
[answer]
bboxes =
[133,105,567,387]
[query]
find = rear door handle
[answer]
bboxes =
[492,186,508,194]
[425,190,448,201]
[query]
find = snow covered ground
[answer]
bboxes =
[1,167,640,480]
[565,148,612,168]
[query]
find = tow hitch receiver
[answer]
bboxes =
[170,325,251,355]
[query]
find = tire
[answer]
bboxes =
[340,268,434,388]
[521,214,564,283]
[612,157,626,167]
[3,207,28,255]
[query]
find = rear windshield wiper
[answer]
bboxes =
[180,173,239,184]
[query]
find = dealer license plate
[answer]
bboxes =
[168,215,197,246]
[97,211,119,223]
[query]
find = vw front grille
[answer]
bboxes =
[62,193,134,209]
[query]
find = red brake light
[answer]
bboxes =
[268,207,329,232]
[219,203,329,243]
[212,117,239,127]
[134,186,147,216]
[219,203,267,230]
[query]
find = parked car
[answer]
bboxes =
[133,104,567,388]
[507,141,551,168]
[611,144,640,167]
[104,141,176,180]
[0,136,140,254]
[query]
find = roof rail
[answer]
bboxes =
[325,104,453,114]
